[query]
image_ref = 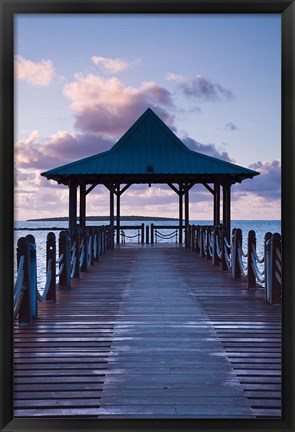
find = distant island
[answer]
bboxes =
[27,215,178,222]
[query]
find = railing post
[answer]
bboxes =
[90,227,95,266]
[26,235,37,319]
[72,229,80,279]
[81,228,87,272]
[17,237,32,326]
[195,226,200,254]
[46,232,56,302]
[146,225,149,244]
[199,227,203,257]
[232,228,241,279]
[265,238,272,303]
[247,230,256,289]
[212,227,219,266]
[151,224,154,244]
[59,230,70,290]
[191,225,195,251]
[206,228,210,261]
[141,223,144,244]
[186,225,191,249]
[264,232,272,302]
[271,233,281,304]
[221,229,227,272]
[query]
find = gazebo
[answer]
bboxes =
[41,108,259,243]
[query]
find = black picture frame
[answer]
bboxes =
[0,1,294,431]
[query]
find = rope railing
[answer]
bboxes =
[121,229,141,243]
[14,225,112,326]
[36,258,53,302]
[251,243,264,264]
[155,229,178,243]
[187,224,281,305]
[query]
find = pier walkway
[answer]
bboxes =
[14,244,281,419]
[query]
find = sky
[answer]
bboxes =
[14,14,281,221]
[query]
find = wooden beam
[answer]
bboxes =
[86,183,97,196]
[202,183,214,195]
[167,183,180,195]
[80,183,86,229]
[119,183,132,196]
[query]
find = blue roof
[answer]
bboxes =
[41,108,258,183]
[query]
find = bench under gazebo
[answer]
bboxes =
[41,108,259,243]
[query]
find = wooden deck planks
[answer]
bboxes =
[14,244,281,418]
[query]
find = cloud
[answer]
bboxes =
[91,56,131,73]
[15,55,55,87]
[235,160,281,200]
[167,73,233,102]
[63,73,174,136]
[225,122,238,131]
[182,136,234,163]
[15,130,114,171]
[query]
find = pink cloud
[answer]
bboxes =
[167,72,233,102]
[235,160,281,200]
[91,56,130,73]
[15,130,114,170]
[63,73,174,136]
[15,55,55,87]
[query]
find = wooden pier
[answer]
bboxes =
[14,244,281,419]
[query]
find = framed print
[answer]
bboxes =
[1,1,294,431]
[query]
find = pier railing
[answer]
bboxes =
[14,225,113,326]
[188,225,281,305]
[14,223,281,326]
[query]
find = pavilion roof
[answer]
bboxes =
[41,108,259,185]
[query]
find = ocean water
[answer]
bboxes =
[14,219,281,290]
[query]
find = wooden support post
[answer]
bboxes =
[247,230,256,288]
[59,231,70,289]
[151,223,154,244]
[46,232,56,302]
[179,184,183,244]
[69,178,77,234]
[146,225,149,244]
[17,237,32,326]
[116,186,120,244]
[214,183,220,226]
[141,223,145,244]
[222,183,231,242]
[270,233,281,304]
[80,183,86,229]
[184,185,189,247]
[109,186,114,248]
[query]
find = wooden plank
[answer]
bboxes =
[14,244,281,419]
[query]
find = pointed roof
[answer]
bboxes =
[41,108,259,184]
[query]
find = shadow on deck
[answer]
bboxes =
[14,244,281,419]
